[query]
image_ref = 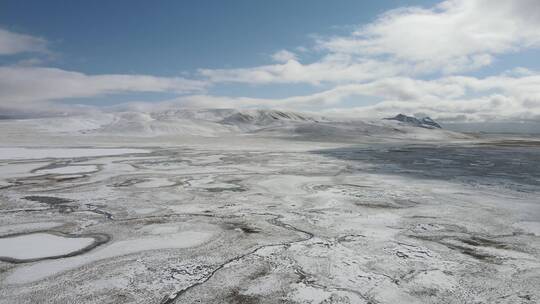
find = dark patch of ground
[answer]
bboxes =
[313,144,540,190]
[23,195,76,213]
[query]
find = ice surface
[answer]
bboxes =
[0,222,63,235]
[6,230,215,284]
[133,177,176,188]
[35,165,98,175]
[0,233,94,260]
[0,147,149,160]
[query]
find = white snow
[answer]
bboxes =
[0,233,95,260]
[6,230,215,284]
[35,165,98,175]
[0,163,44,176]
[1,109,537,303]
[133,207,158,214]
[0,108,469,142]
[134,177,176,188]
[290,283,333,303]
[0,148,149,160]
[513,221,540,236]
[0,222,63,235]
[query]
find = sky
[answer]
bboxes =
[1,0,540,124]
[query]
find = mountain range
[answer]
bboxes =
[0,108,466,142]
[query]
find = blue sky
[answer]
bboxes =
[0,0,434,74]
[1,0,540,122]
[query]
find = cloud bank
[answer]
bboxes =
[0,28,48,55]
[0,66,206,104]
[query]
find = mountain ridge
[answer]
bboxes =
[1,108,468,142]
[385,114,442,129]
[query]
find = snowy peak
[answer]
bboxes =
[385,114,442,129]
[3,108,466,142]
[420,116,442,129]
[127,108,320,124]
[220,109,321,126]
[149,108,238,122]
[70,108,324,137]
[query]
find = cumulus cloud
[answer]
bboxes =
[200,55,407,85]
[321,73,540,122]
[201,0,540,85]
[320,0,540,74]
[162,71,540,123]
[0,66,207,105]
[271,50,297,63]
[0,28,48,55]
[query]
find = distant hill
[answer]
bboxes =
[385,114,442,129]
[0,108,469,142]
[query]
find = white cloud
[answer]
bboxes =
[200,0,540,86]
[0,28,48,55]
[0,66,207,104]
[319,0,540,74]
[162,71,540,122]
[200,55,407,85]
[342,94,536,123]
[271,50,297,63]
[322,74,540,122]
[501,67,537,77]
[10,67,529,123]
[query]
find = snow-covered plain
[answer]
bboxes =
[0,109,539,304]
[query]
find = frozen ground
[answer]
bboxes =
[0,110,539,303]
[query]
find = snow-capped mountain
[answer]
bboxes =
[1,108,467,142]
[385,114,442,129]
[90,109,325,136]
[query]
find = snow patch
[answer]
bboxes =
[36,165,98,175]
[0,148,149,160]
[5,230,215,284]
[0,233,94,260]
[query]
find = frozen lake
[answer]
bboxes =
[0,233,95,262]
